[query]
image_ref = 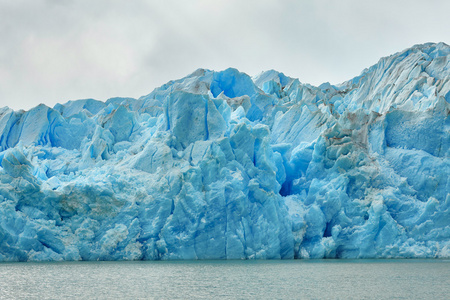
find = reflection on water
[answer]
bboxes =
[0,259,449,299]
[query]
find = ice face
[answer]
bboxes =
[0,43,449,261]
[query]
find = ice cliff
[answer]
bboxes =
[0,43,449,261]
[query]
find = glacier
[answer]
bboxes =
[0,42,449,261]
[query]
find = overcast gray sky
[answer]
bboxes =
[1,0,449,110]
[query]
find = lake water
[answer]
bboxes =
[0,259,449,299]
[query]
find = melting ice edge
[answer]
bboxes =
[0,43,449,261]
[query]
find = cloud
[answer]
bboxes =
[1,0,449,110]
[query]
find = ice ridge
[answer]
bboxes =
[0,42,449,261]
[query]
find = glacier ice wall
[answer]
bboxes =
[0,42,449,261]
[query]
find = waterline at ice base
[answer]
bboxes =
[0,43,449,261]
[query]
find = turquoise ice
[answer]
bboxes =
[0,43,449,261]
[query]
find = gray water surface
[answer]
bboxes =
[0,259,449,299]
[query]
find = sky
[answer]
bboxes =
[1,0,449,110]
